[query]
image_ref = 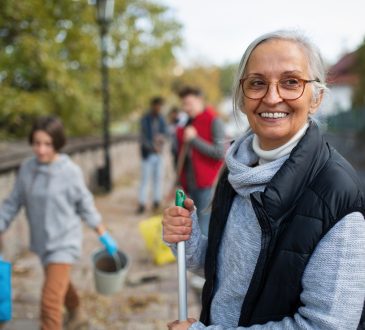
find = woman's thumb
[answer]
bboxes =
[184,198,195,212]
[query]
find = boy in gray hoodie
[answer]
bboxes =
[0,116,118,330]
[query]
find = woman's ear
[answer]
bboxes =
[309,89,324,114]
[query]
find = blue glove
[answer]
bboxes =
[99,231,118,256]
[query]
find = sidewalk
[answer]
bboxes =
[2,151,201,330]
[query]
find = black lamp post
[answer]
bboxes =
[96,0,114,192]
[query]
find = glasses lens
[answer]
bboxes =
[278,78,304,100]
[242,78,268,99]
[242,77,308,100]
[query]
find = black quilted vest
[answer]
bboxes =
[200,123,365,326]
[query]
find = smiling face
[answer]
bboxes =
[242,39,323,150]
[32,130,58,163]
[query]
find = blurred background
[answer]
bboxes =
[1,0,364,139]
[2,0,365,178]
[1,0,365,329]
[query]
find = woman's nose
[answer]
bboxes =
[37,145,48,154]
[262,83,283,104]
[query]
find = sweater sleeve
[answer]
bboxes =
[73,167,102,228]
[190,119,225,160]
[169,211,208,278]
[189,211,365,330]
[0,171,24,232]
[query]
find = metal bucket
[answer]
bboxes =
[92,249,129,295]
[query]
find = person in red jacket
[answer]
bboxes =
[176,86,225,236]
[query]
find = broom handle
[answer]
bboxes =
[177,241,187,321]
[175,189,187,321]
[176,143,188,181]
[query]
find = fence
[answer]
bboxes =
[326,107,365,133]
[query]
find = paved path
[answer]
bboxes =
[2,151,201,330]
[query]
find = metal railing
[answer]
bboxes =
[0,134,138,174]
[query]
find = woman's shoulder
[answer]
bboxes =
[316,146,363,193]
[310,148,365,217]
[55,154,83,178]
[53,156,88,192]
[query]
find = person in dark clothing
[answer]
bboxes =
[175,87,225,237]
[163,30,365,330]
[137,97,168,214]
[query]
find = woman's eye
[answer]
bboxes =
[281,78,300,87]
[248,79,266,88]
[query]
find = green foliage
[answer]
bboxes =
[219,62,237,97]
[0,0,182,138]
[110,0,182,120]
[171,65,223,106]
[169,62,239,110]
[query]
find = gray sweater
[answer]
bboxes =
[0,155,101,265]
[178,134,365,330]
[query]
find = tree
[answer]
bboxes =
[0,0,182,138]
[219,62,237,97]
[109,0,182,127]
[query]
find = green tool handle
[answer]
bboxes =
[175,189,186,207]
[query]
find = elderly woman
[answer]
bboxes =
[163,30,365,330]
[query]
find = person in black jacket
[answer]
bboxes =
[137,97,167,214]
[163,30,365,330]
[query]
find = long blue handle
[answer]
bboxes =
[175,189,187,321]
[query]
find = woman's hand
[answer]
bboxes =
[99,231,118,256]
[95,223,119,256]
[167,318,197,330]
[163,198,195,244]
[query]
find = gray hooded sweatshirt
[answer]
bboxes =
[0,154,101,265]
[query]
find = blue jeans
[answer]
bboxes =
[189,187,213,237]
[138,154,163,206]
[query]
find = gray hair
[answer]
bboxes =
[233,30,328,114]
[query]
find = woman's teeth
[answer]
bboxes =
[259,112,288,118]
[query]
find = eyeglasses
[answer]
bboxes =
[240,77,320,100]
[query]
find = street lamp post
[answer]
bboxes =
[96,0,114,192]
